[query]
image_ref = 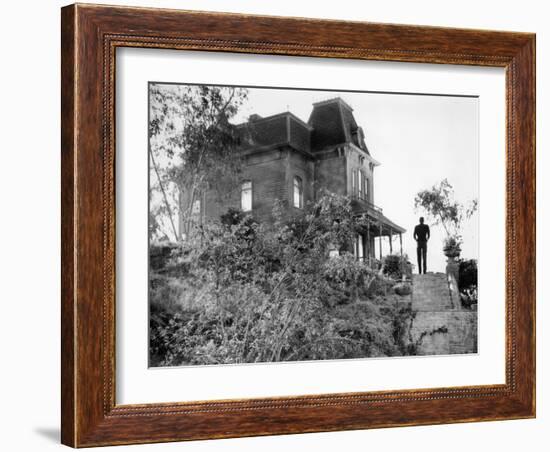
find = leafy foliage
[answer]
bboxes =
[149,194,415,366]
[414,179,478,253]
[148,84,249,241]
[382,254,410,280]
[459,259,478,307]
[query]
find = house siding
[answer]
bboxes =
[288,149,315,214]
[194,98,404,238]
[346,146,375,203]
[314,148,347,198]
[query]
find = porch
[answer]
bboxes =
[350,197,406,266]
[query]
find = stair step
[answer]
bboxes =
[411,273,453,311]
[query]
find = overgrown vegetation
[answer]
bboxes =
[149,84,249,241]
[458,259,478,308]
[382,254,411,280]
[149,194,414,366]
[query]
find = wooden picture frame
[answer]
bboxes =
[61,3,535,447]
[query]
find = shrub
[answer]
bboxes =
[322,253,376,305]
[459,259,477,289]
[149,193,419,366]
[459,259,478,307]
[382,254,410,280]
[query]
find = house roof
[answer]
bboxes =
[233,98,405,234]
[236,111,313,156]
[308,97,370,154]
[236,97,370,155]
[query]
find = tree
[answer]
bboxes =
[149,84,249,241]
[414,179,477,256]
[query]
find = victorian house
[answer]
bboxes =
[184,97,405,262]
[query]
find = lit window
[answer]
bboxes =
[293,176,303,209]
[241,181,252,212]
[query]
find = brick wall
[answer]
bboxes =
[288,149,315,214]
[314,148,347,197]
[203,146,317,223]
[410,310,478,355]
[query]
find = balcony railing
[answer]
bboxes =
[350,194,383,213]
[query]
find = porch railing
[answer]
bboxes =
[350,194,383,213]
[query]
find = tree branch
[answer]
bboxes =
[150,148,179,241]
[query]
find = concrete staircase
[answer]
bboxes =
[411,273,454,311]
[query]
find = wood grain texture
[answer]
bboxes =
[60,5,76,447]
[60,3,536,447]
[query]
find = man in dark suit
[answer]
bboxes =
[413,217,430,274]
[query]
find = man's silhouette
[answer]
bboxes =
[413,217,430,274]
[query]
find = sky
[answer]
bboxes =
[232,87,479,273]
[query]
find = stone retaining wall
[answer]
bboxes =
[408,272,477,355]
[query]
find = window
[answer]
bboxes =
[192,199,201,215]
[351,169,357,195]
[241,181,252,212]
[357,234,364,260]
[293,176,303,209]
[365,177,369,200]
[359,171,364,199]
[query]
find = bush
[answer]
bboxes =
[459,259,477,289]
[382,254,409,280]
[322,253,376,305]
[149,194,418,366]
[149,279,415,366]
[459,259,478,307]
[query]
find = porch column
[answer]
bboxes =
[399,232,404,281]
[389,228,393,254]
[366,225,371,264]
[378,222,383,260]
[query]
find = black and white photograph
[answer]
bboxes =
[148,83,480,367]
